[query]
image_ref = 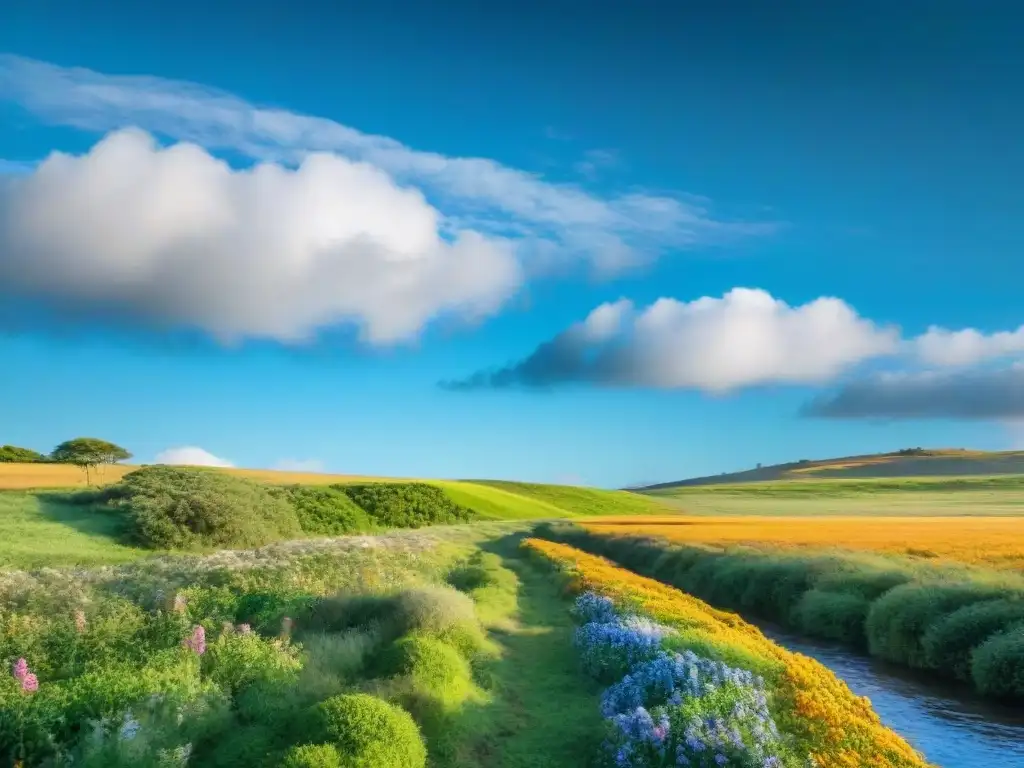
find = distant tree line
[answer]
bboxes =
[1,437,132,485]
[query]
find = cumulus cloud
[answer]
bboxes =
[445,288,900,392]
[803,365,1024,419]
[912,325,1024,367]
[0,54,776,276]
[154,446,234,467]
[0,128,520,344]
[273,458,327,473]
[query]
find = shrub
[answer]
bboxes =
[109,466,302,549]
[380,634,473,702]
[309,693,426,768]
[0,444,46,462]
[922,599,1024,680]
[202,630,302,693]
[971,627,1024,700]
[282,744,343,768]
[303,593,397,635]
[865,582,1008,668]
[392,586,484,655]
[340,483,475,528]
[284,486,375,536]
[793,590,871,645]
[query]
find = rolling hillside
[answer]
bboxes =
[633,448,1024,490]
[0,462,674,521]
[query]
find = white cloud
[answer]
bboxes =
[452,288,901,392]
[0,54,776,276]
[273,458,327,473]
[154,446,234,467]
[912,325,1024,367]
[0,128,521,344]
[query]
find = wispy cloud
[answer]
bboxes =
[0,54,777,277]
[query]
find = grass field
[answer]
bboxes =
[581,515,1024,569]
[643,474,1024,517]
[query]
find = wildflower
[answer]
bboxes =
[13,658,38,693]
[74,609,87,633]
[172,593,187,614]
[237,623,252,635]
[182,624,206,655]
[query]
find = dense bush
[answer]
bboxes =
[535,523,1024,700]
[108,466,302,550]
[283,485,375,536]
[282,744,343,767]
[309,694,426,768]
[340,483,476,528]
[971,628,1024,699]
[865,582,1008,668]
[0,444,47,462]
[921,598,1024,679]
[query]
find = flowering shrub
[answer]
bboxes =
[573,592,618,624]
[576,616,672,682]
[525,538,931,768]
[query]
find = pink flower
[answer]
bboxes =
[182,625,206,655]
[12,658,38,693]
[238,623,252,635]
[21,672,38,693]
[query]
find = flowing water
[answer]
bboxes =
[761,626,1024,767]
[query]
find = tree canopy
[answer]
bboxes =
[0,444,47,463]
[50,437,132,484]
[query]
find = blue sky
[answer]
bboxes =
[1,1,1023,487]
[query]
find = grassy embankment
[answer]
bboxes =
[536,521,1024,702]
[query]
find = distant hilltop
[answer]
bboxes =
[630,448,1024,490]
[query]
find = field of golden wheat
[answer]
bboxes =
[581,515,1024,569]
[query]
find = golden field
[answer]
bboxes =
[581,515,1024,570]
[0,462,391,490]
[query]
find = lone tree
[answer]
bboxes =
[50,437,132,486]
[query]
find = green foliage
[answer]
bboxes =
[110,466,302,550]
[309,694,427,768]
[51,437,132,484]
[341,483,476,528]
[283,744,343,768]
[202,630,302,693]
[922,599,1024,680]
[793,590,871,645]
[0,444,47,462]
[470,479,671,516]
[380,634,473,698]
[865,582,1007,668]
[283,485,375,536]
[971,627,1024,700]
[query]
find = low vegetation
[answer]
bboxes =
[536,522,1024,702]
[523,537,930,767]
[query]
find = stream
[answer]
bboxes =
[760,626,1024,767]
